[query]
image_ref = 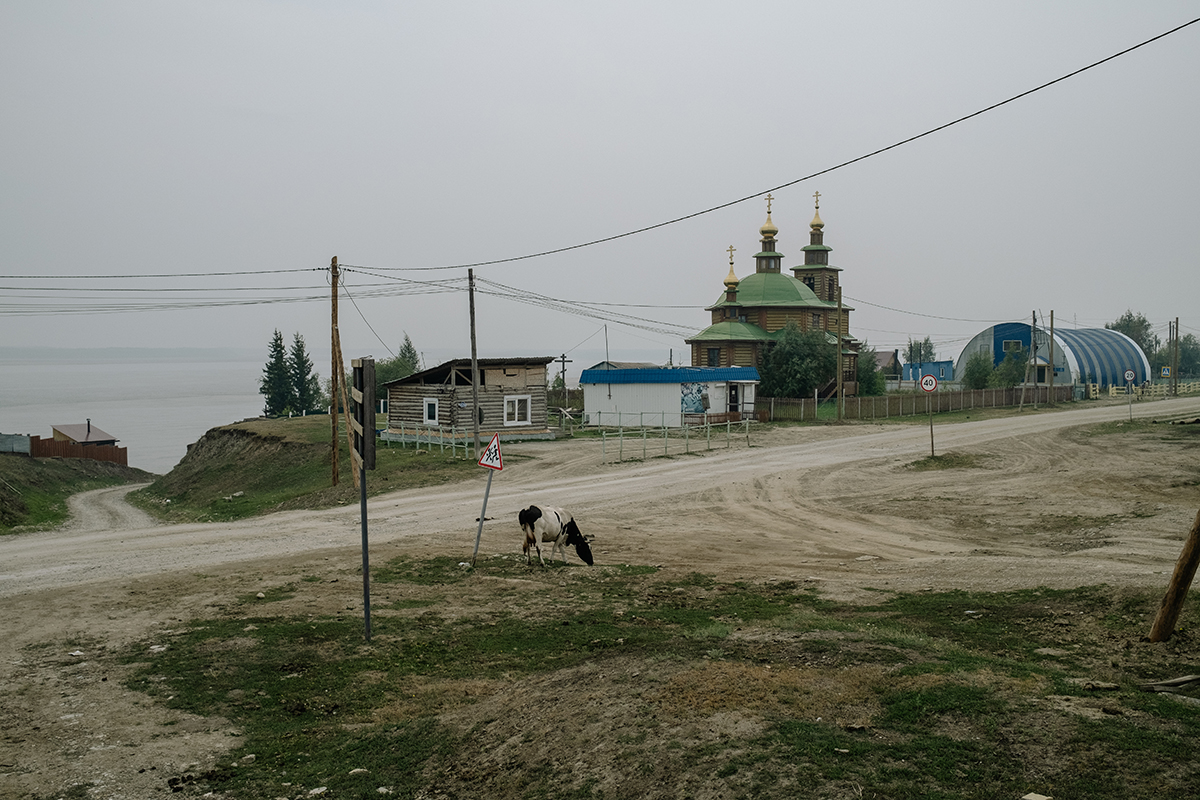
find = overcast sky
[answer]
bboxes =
[3,2,1198,380]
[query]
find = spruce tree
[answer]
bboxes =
[259,329,293,416]
[289,332,321,413]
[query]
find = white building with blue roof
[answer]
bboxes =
[579,364,760,427]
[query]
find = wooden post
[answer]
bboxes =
[469,269,481,460]
[331,257,339,487]
[835,287,843,421]
[1149,509,1200,642]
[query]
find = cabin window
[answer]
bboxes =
[812,313,821,330]
[504,395,531,426]
[422,397,438,426]
[707,348,720,367]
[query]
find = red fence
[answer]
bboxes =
[29,436,128,466]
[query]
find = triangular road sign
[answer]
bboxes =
[478,432,503,470]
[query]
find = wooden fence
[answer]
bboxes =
[28,436,128,466]
[760,385,1077,422]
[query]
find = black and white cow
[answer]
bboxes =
[518,505,594,566]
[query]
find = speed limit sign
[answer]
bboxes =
[1123,369,1135,383]
[920,374,938,393]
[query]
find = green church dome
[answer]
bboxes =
[710,270,825,308]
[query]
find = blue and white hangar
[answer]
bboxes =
[954,322,1151,387]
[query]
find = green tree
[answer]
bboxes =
[1181,334,1200,378]
[759,321,837,398]
[855,340,886,396]
[962,350,995,390]
[375,332,422,395]
[259,329,294,416]
[1106,310,1160,360]
[992,345,1028,389]
[904,336,936,365]
[289,332,322,413]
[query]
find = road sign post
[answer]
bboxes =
[472,433,503,566]
[1125,368,1136,422]
[920,374,938,457]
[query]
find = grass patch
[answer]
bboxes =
[906,451,987,471]
[128,415,478,523]
[0,453,154,533]
[113,560,1200,799]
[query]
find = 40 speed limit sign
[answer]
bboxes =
[920,374,938,393]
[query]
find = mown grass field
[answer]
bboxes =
[93,556,1200,800]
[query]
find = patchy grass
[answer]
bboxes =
[0,453,154,533]
[128,415,479,523]
[905,451,988,471]
[111,558,1200,799]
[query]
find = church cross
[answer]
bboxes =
[813,190,821,209]
[727,244,736,265]
[765,193,773,214]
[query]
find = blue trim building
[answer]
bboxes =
[954,323,1150,387]
[580,365,760,427]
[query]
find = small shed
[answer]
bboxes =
[51,421,119,447]
[580,365,760,427]
[383,357,555,440]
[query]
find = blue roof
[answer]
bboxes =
[579,366,760,385]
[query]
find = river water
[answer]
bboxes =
[0,348,265,474]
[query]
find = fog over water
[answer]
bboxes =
[0,348,263,474]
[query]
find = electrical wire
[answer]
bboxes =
[339,17,1200,274]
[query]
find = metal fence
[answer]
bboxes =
[761,385,1077,422]
[379,423,473,458]
[600,419,752,463]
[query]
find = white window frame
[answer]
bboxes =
[422,397,439,426]
[504,394,532,426]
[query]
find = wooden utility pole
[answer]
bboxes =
[1175,316,1181,396]
[1149,509,1200,642]
[331,257,340,486]
[836,287,843,421]
[1048,310,1055,405]
[558,353,572,410]
[469,268,481,460]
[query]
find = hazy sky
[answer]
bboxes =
[3,2,1198,381]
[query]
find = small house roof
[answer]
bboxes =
[52,423,118,444]
[384,357,554,387]
[580,366,759,385]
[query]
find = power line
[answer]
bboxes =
[341,17,1200,274]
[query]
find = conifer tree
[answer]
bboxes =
[259,329,293,416]
[289,332,322,413]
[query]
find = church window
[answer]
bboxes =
[812,313,821,330]
[707,348,720,367]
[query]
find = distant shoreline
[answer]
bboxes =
[0,346,261,364]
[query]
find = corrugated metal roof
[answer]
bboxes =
[384,356,554,386]
[580,366,760,384]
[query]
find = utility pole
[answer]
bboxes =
[331,256,340,486]
[558,353,572,410]
[1048,310,1055,405]
[469,268,481,460]
[1175,316,1181,396]
[836,286,843,421]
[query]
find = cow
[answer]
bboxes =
[518,505,593,566]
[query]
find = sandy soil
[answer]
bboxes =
[2,396,1199,799]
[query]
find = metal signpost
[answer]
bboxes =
[920,373,938,457]
[1124,368,1136,422]
[350,358,376,642]
[471,432,503,566]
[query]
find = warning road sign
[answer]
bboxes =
[478,433,503,470]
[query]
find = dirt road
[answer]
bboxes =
[3,397,1198,601]
[2,397,1199,799]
